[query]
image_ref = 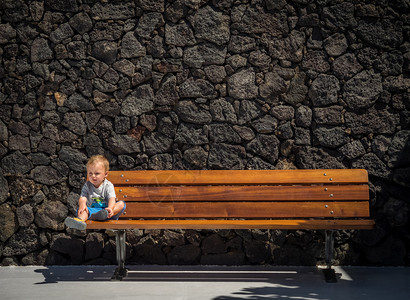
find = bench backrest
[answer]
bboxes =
[107,169,370,221]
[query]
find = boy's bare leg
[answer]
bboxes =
[78,210,89,221]
[111,201,125,216]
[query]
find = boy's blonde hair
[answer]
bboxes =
[87,155,109,172]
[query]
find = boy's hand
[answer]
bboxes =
[106,207,113,218]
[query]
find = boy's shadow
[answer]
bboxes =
[34,266,115,284]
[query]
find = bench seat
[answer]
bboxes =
[87,219,375,230]
[84,169,374,282]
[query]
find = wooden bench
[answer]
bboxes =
[85,169,374,282]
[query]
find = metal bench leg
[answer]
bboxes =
[322,230,337,283]
[112,229,127,280]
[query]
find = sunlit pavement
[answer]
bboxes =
[1,265,409,300]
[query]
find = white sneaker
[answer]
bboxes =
[64,217,87,230]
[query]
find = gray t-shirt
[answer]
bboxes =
[81,179,116,208]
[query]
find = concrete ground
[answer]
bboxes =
[1,265,409,300]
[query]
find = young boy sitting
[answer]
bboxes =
[64,155,126,230]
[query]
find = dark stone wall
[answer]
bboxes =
[0,0,409,266]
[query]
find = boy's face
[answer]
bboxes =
[87,162,108,188]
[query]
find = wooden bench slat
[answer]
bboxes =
[116,185,369,202]
[108,169,369,185]
[86,219,375,230]
[122,201,370,218]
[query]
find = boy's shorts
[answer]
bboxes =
[84,201,126,220]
